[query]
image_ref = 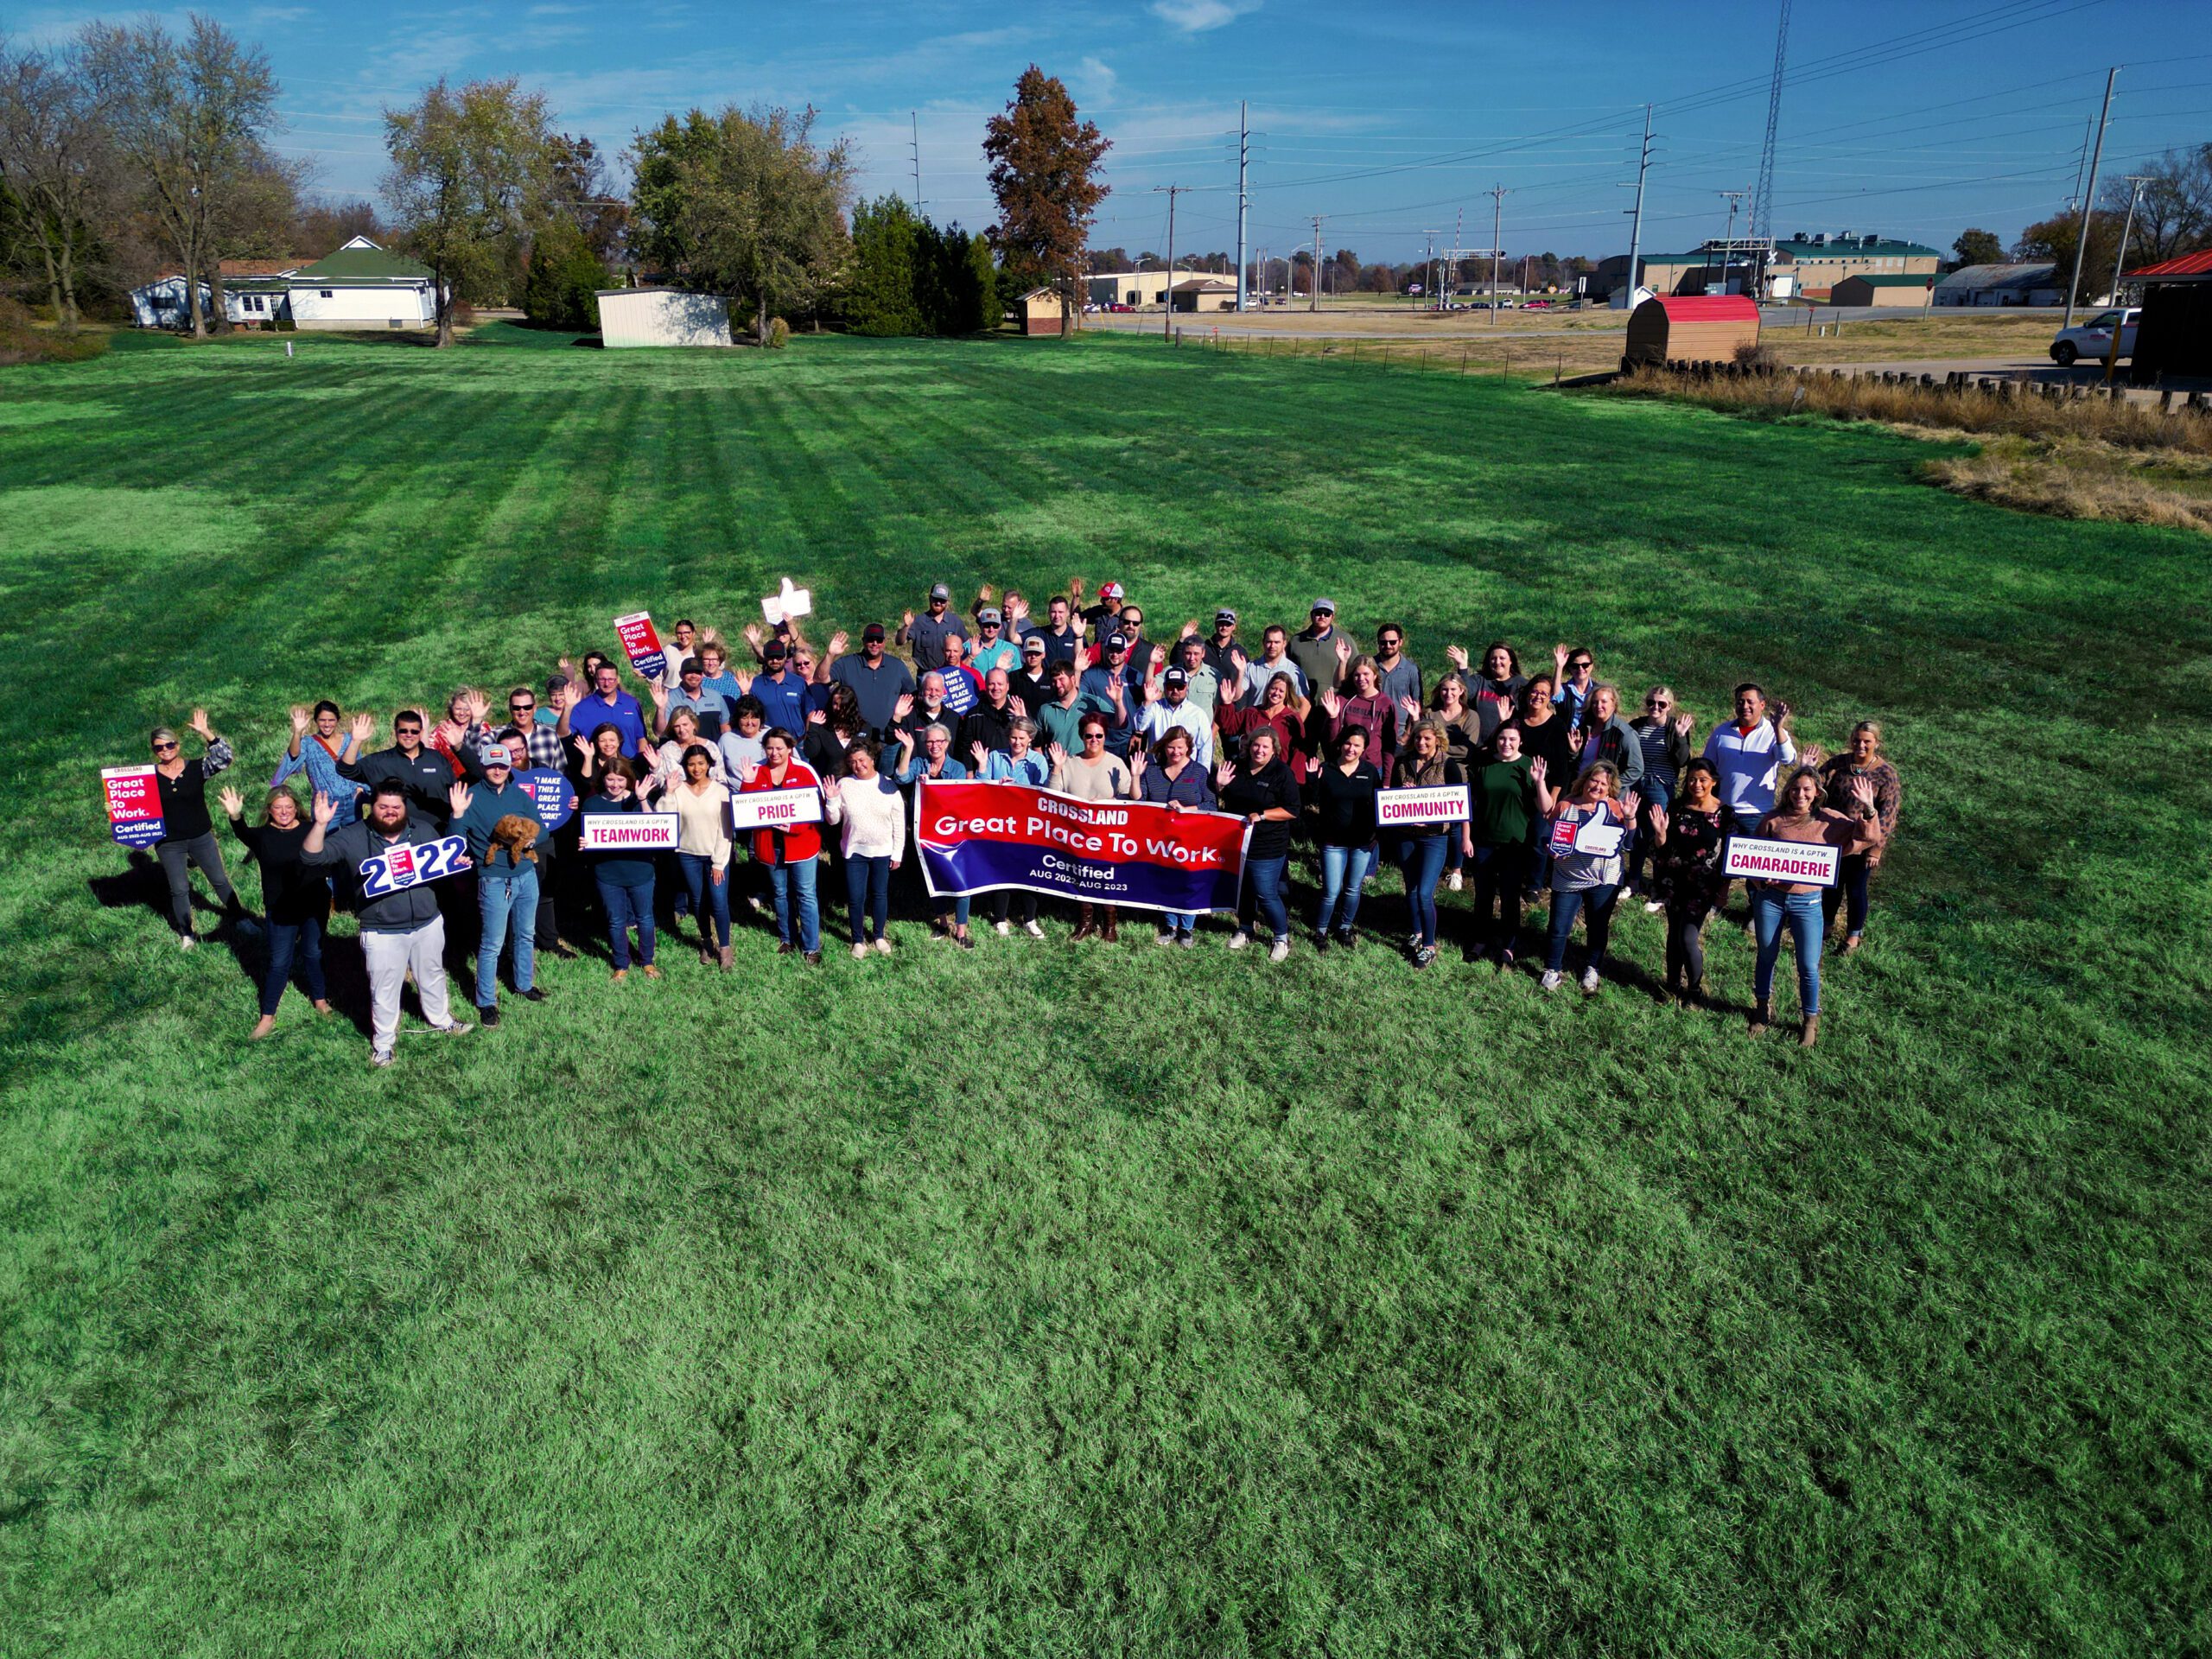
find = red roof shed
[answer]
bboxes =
[2123,248,2212,383]
[1624,294,1762,366]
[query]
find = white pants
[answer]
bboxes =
[362,917,454,1059]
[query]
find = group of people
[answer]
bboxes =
[138,577,1901,1063]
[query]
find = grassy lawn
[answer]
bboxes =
[3,323,2209,1656]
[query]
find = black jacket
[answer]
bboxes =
[302,811,452,932]
[1220,760,1302,860]
[340,743,458,828]
[227,817,331,925]
[958,700,1018,758]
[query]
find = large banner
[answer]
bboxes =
[613,611,667,683]
[102,765,165,848]
[916,779,1250,914]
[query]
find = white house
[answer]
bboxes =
[284,236,441,330]
[128,259,297,329]
[595,288,734,348]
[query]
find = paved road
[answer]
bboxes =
[1080,315,1613,343]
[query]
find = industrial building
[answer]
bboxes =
[1828,273,1936,308]
[1933,264,2064,307]
[1594,232,1940,305]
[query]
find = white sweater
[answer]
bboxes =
[825,775,906,861]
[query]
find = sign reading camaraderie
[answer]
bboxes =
[1376,784,1470,827]
[579,812,679,852]
[1723,835,1839,887]
[102,765,165,847]
[916,779,1250,914]
[360,835,472,899]
[728,789,824,834]
[613,611,667,683]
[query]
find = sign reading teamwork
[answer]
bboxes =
[517,766,576,833]
[580,812,678,852]
[102,765,165,847]
[1376,784,1470,827]
[916,779,1250,914]
[613,611,667,683]
[1723,835,1839,887]
[360,835,472,899]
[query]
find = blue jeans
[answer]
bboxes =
[770,855,820,952]
[1545,882,1618,974]
[476,862,538,1007]
[1397,833,1449,948]
[1751,886,1824,1014]
[844,854,891,944]
[1315,842,1376,933]
[597,874,655,969]
[258,912,327,1016]
[1160,910,1197,934]
[677,852,731,949]
[1240,854,1289,942]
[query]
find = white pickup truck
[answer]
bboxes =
[2050,308,2139,366]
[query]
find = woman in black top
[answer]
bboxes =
[1647,758,1730,1006]
[1215,728,1302,959]
[803,683,865,779]
[149,708,244,948]
[221,784,332,1036]
[1306,728,1382,950]
[1512,676,1578,899]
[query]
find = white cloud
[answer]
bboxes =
[1147,0,1259,32]
[1077,55,1117,99]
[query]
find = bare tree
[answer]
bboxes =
[80,14,282,338]
[382,78,553,347]
[0,36,118,327]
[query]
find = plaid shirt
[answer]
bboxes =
[502,721,568,772]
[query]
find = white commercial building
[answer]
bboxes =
[595,289,734,348]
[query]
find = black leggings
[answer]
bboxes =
[156,833,237,935]
[1822,852,1872,938]
[992,888,1039,925]
[1666,907,1709,988]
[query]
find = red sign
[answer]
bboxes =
[102,765,165,848]
[613,611,667,681]
[916,780,1249,912]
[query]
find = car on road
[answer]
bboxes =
[2050,307,2138,366]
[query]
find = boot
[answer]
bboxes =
[1747,1000,1771,1037]
[699,942,715,966]
[1686,979,1707,1009]
[1070,904,1096,943]
[1799,1014,1820,1049]
[1101,912,1120,944]
[719,945,734,970]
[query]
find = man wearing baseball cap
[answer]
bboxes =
[897,582,968,671]
[1133,664,1213,766]
[968,607,1020,676]
[830,622,916,738]
[1202,609,1243,681]
[1009,633,1052,715]
[447,741,553,1027]
[750,638,809,735]
[1077,632,1136,753]
[1078,578,1126,643]
[1290,597,1346,702]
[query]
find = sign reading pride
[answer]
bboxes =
[516,766,576,833]
[580,812,678,852]
[728,789,824,834]
[916,779,1250,913]
[102,765,165,847]
[359,835,472,899]
[1376,784,1470,827]
[613,611,667,683]
[1723,835,1840,887]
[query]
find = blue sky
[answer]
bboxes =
[16,0,2209,260]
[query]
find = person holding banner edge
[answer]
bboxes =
[1048,715,1135,944]
[974,720,1053,938]
[893,723,975,948]
[149,709,245,949]
[1131,726,1216,947]
[1747,765,1886,1047]
[1217,728,1301,961]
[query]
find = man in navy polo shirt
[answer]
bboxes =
[560,661,648,756]
[830,623,917,738]
[750,638,810,734]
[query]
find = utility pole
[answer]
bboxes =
[1485,184,1509,323]
[2111,175,2151,301]
[909,111,925,210]
[1421,231,1440,311]
[1624,103,1653,308]
[2063,67,2117,327]
[1310,215,1323,314]
[1716,189,1746,292]
[1236,101,1250,313]
[2068,113,2094,213]
[1156,184,1184,340]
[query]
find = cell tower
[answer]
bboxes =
[1747,0,1791,287]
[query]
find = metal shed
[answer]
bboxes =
[595,288,734,349]
[1829,273,1935,308]
[1624,294,1761,367]
[2124,250,2212,385]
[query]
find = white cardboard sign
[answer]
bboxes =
[727,789,823,833]
[579,812,679,852]
[761,578,814,626]
[1723,835,1839,887]
[1376,784,1471,826]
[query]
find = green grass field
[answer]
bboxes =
[3,323,2209,1656]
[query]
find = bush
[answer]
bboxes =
[766,316,790,349]
[0,298,109,366]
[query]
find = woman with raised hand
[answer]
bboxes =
[1467,723,1538,969]
[578,763,660,982]
[667,743,734,969]
[1305,726,1382,954]
[742,728,825,964]
[1628,685,1695,906]
[220,783,331,1036]
[276,702,372,824]
[1513,674,1578,899]
[1130,725,1216,948]
[1216,727,1301,961]
[1534,759,1638,996]
[1747,764,1886,1047]
[894,721,975,949]
[1217,671,1311,780]
[646,706,728,792]
[1447,640,1527,749]
[801,683,865,780]
[974,718,1052,938]
[1646,757,1729,1007]
[147,708,245,948]
[1389,719,1468,969]
[431,686,492,776]
[823,736,905,959]
[1817,721,1902,955]
[1319,655,1397,782]
[1047,714,1135,944]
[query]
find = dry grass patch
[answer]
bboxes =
[1925,438,2212,533]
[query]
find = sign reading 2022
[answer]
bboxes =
[359,836,473,899]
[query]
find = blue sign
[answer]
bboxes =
[517,766,576,833]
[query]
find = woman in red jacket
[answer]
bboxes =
[741,728,824,963]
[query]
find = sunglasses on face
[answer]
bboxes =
[1571,660,1592,671]
[1647,698,1669,709]
[511,701,535,712]
[397,728,423,738]
[152,741,179,752]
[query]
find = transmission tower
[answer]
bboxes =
[1748,0,1791,289]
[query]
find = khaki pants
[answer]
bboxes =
[362,916,454,1060]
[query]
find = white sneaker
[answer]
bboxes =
[1580,967,1601,995]
[370,1051,393,1069]
[1154,931,1173,946]
[873,938,893,956]
[853,944,868,960]
[1268,938,1290,963]
[1228,931,1250,950]
[178,933,197,950]
[1644,899,1665,914]
[1446,870,1463,892]
[1541,969,1563,992]
[995,920,1011,937]
[1023,919,1046,938]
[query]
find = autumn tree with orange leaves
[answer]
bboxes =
[982,67,1109,339]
